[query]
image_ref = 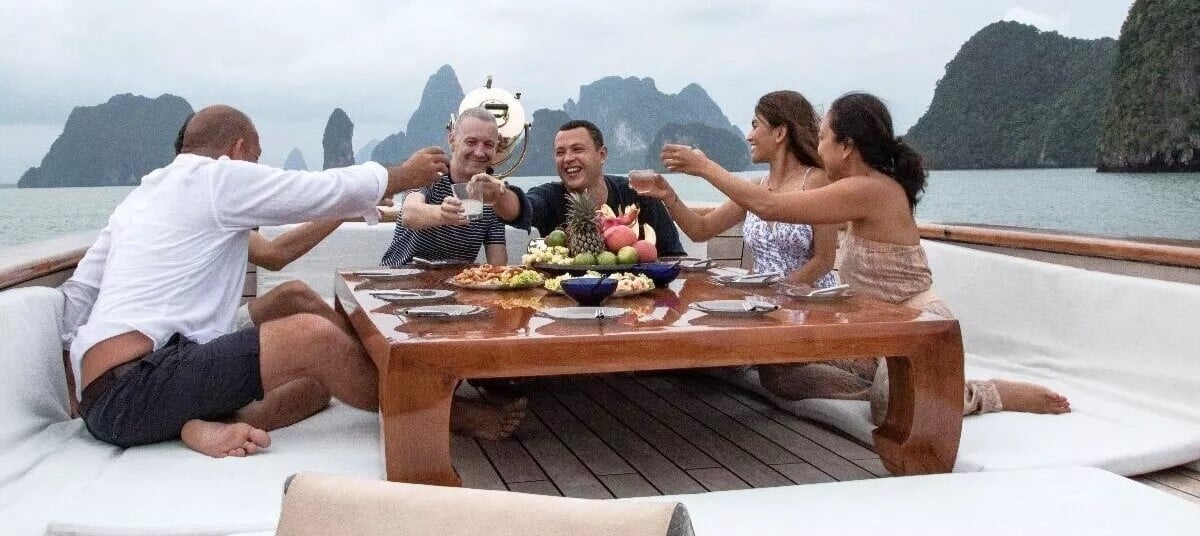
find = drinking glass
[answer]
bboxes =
[450,182,485,221]
[629,170,656,194]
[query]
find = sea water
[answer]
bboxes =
[2,168,1198,248]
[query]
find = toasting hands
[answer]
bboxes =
[386,147,450,194]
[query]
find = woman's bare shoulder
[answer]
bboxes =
[806,168,832,188]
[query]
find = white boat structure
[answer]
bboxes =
[2,217,1199,535]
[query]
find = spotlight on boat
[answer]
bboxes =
[449,75,531,179]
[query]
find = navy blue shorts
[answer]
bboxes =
[81,329,265,448]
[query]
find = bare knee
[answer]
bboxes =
[275,281,328,316]
[277,313,353,370]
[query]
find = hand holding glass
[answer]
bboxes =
[450,182,485,221]
[628,170,657,194]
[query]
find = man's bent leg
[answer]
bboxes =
[81,330,272,457]
[258,313,379,411]
[236,377,331,431]
[249,280,355,337]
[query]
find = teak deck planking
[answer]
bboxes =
[452,372,1200,506]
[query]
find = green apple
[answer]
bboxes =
[573,252,596,266]
[616,246,639,265]
[596,251,618,266]
[545,229,567,248]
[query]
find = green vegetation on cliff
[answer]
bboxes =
[905,21,1115,169]
[1099,0,1200,172]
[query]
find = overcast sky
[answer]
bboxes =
[0,0,1133,184]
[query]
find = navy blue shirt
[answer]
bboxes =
[526,175,686,257]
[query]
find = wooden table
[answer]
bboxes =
[334,267,963,486]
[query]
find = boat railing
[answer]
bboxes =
[2,201,1197,293]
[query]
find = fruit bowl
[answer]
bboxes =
[632,262,681,288]
[560,277,618,306]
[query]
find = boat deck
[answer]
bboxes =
[453,372,1200,504]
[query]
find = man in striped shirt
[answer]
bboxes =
[381,107,531,267]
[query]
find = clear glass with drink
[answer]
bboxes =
[451,182,485,221]
[629,170,656,194]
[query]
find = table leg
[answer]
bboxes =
[872,330,964,475]
[379,364,461,486]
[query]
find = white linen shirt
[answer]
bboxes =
[64,153,387,399]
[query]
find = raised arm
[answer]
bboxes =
[639,173,746,242]
[472,175,532,231]
[384,148,450,197]
[247,218,344,271]
[212,148,448,230]
[662,144,878,225]
[400,190,470,230]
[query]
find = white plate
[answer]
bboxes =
[689,300,779,315]
[395,304,486,318]
[539,306,628,320]
[709,274,782,287]
[370,289,455,302]
[355,268,422,281]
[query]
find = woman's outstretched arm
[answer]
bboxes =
[662,144,876,225]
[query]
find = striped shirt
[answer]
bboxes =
[381,175,527,267]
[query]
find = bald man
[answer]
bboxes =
[58,105,520,457]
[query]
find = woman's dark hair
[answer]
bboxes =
[828,92,926,209]
[754,91,821,169]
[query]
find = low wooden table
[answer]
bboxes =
[334,267,963,486]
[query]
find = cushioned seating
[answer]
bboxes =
[226,468,1200,536]
[0,286,387,535]
[655,467,1200,535]
[717,240,1200,475]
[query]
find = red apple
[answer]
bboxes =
[603,225,638,252]
[632,239,657,262]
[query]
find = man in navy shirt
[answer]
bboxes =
[526,120,686,257]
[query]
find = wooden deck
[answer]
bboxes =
[452,372,1200,504]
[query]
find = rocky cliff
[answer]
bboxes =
[322,108,355,170]
[1098,0,1200,172]
[904,21,1116,169]
[355,139,380,164]
[557,77,744,173]
[283,148,308,170]
[18,94,193,187]
[643,122,751,173]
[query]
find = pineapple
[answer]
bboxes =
[565,191,605,255]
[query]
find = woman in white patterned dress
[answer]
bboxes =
[640,90,877,400]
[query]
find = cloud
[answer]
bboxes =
[1001,6,1072,34]
[0,0,1132,179]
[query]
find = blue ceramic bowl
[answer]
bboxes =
[561,277,618,306]
[633,262,681,288]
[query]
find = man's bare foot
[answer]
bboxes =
[450,396,528,441]
[993,379,1072,414]
[181,419,271,457]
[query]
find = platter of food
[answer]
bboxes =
[447,265,544,290]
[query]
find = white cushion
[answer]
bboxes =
[45,402,383,535]
[714,242,1200,475]
[230,468,1200,536]
[655,467,1200,535]
[0,286,71,467]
